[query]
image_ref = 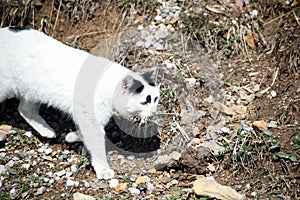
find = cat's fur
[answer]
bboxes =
[0,27,160,179]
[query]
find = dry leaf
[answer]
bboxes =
[244,35,255,48]
[135,176,147,184]
[170,15,180,24]
[252,120,267,131]
[214,102,235,116]
[291,0,299,7]
[115,183,128,192]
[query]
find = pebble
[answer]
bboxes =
[71,164,78,173]
[22,163,30,170]
[66,179,79,187]
[10,188,17,198]
[0,165,6,174]
[220,127,230,133]
[147,182,155,191]
[270,90,277,97]
[36,186,46,195]
[24,131,33,138]
[55,169,66,177]
[109,178,119,188]
[129,187,141,195]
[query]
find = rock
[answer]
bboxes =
[0,124,12,131]
[199,140,225,155]
[204,95,215,103]
[24,131,33,138]
[0,131,7,142]
[73,192,96,200]
[22,163,30,170]
[154,15,163,21]
[44,148,53,155]
[36,186,46,195]
[129,187,140,195]
[193,177,246,200]
[115,183,128,192]
[144,35,154,48]
[169,151,181,160]
[154,24,169,40]
[267,121,277,128]
[230,105,247,118]
[71,164,78,173]
[220,127,230,133]
[0,165,6,174]
[185,78,196,87]
[55,169,66,177]
[153,42,164,50]
[252,120,267,131]
[66,179,79,187]
[135,176,147,185]
[109,179,119,188]
[270,90,277,97]
[10,188,17,198]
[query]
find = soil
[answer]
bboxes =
[0,0,299,199]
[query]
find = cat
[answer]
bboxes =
[0,26,160,179]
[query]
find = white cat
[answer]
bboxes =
[0,27,160,179]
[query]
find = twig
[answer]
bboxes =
[260,67,279,95]
[67,31,106,43]
[174,120,190,141]
[53,0,62,30]
[292,10,300,26]
[264,9,295,25]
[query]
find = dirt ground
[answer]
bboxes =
[0,0,299,199]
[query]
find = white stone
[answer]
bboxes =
[127,155,135,160]
[73,192,96,200]
[109,178,119,188]
[22,163,30,170]
[24,131,33,138]
[36,186,46,195]
[129,187,141,195]
[55,169,66,177]
[147,182,155,191]
[71,164,78,173]
[270,90,277,97]
[0,165,6,174]
[66,179,79,187]
[185,78,196,87]
[154,15,163,21]
[44,148,53,155]
[220,127,230,133]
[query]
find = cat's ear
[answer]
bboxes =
[140,67,159,86]
[122,75,144,94]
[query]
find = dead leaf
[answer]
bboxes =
[115,183,128,192]
[291,0,299,7]
[252,120,267,131]
[244,35,255,48]
[231,105,247,119]
[193,177,246,200]
[135,176,147,184]
[214,102,235,116]
[170,15,180,24]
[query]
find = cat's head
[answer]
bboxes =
[113,67,160,121]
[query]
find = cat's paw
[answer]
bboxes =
[65,131,81,143]
[95,167,115,180]
[92,161,115,179]
[41,129,56,138]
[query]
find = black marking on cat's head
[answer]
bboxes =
[141,67,158,86]
[8,26,33,33]
[122,75,145,94]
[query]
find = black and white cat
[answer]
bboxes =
[0,27,160,179]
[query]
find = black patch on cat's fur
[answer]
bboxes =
[149,83,156,87]
[8,26,32,32]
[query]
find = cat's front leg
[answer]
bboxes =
[81,127,114,179]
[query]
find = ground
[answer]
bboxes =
[0,0,299,199]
